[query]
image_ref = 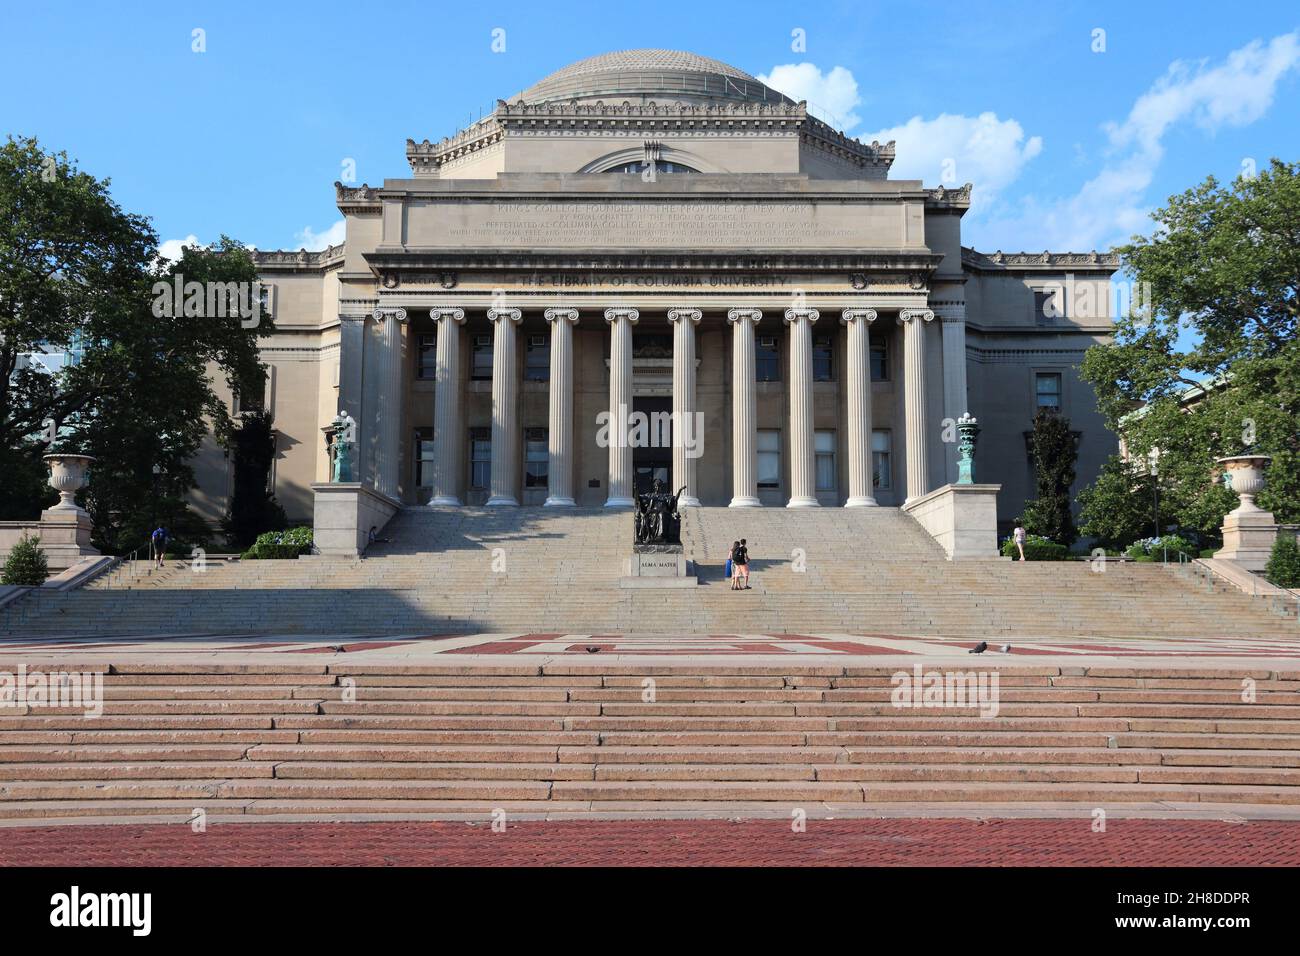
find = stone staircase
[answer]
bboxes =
[0,506,1295,638]
[2,661,1299,820]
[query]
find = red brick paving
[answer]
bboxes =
[1,819,1297,866]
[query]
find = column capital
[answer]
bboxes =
[544,307,579,324]
[371,306,408,323]
[667,308,702,325]
[430,307,465,324]
[898,308,935,325]
[783,307,820,325]
[840,308,878,325]
[727,308,762,325]
[933,303,967,323]
[487,307,522,324]
[603,307,639,324]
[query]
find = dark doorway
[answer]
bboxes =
[633,396,672,496]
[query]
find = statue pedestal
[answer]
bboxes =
[1215,510,1278,572]
[620,545,697,588]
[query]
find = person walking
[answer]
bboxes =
[735,538,751,589]
[150,525,170,568]
[1012,521,1027,562]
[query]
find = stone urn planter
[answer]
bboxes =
[43,454,95,515]
[1216,455,1271,515]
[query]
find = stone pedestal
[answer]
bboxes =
[312,483,399,557]
[620,545,697,588]
[1215,511,1278,572]
[37,509,99,570]
[902,482,1002,560]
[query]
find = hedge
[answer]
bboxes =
[1266,535,1300,589]
[243,526,313,560]
[1001,535,1068,561]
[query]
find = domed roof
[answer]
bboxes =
[514,49,792,106]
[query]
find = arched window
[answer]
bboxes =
[601,160,698,174]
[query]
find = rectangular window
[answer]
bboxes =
[414,427,436,488]
[870,338,889,382]
[1034,289,1061,326]
[417,334,437,380]
[813,335,834,382]
[525,335,549,382]
[872,430,892,490]
[1036,372,1063,410]
[471,335,493,381]
[234,371,267,414]
[757,429,781,488]
[469,427,491,489]
[815,430,836,492]
[524,427,548,488]
[756,336,780,382]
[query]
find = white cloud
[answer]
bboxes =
[757,63,862,131]
[859,112,1043,212]
[155,234,202,265]
[293,219,346,251]
[980,30,1300,251]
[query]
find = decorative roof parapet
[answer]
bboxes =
[335,181,382,212]
[961,246,1121,271]
[925,183,973,208]
[405,100,895,175]
[251,243,346,271]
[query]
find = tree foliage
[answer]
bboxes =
[221,410,287,550]
[1022,408,1078,547]
[0,135,267,553]
[1080,158,1300,542]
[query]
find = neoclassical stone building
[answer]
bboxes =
[192,49,1119,532]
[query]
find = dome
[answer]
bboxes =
[513,49,793,106]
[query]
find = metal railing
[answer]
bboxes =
[1179,558,1300,624]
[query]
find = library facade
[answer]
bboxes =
[195,49,1120,531]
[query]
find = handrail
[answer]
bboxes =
[1180,558,1300,624]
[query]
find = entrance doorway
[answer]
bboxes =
[633,396,671,496]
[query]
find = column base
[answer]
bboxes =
[678,495,702,508]
[485,495,519,507]
[786,496,820,509]
[604,497,635,508]
[728,496,762,508]
[544,496,576,507]
[429,495,462,507]
[844,496,879,508]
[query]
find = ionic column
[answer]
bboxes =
[899,308,935,504]
[668,307,702,508]
[784,308,820,508]
[841,308,878,507]
[604,307,638,508]
[370,306,408,501]
[937,303,969,483]
[430,307,465,506]
[728,308,762,508]
[544,308,578,507]
[486,307,521,507]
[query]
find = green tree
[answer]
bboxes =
[0,136,267,552]
[1,535,48,586]
[221,410,288,550]
[1022,408,1078,547]
[1081,159,1299,543]
[1076,456,1162,550]
[1265,535,1300,590]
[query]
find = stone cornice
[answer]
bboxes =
[925,184,972,210]
[334,182,382,213]
[362,250,944,275]
[962,246,1121,273]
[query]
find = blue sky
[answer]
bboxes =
[3,0,1296,258]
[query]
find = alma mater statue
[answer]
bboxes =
[634,478,687,546]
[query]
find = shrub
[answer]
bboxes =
[1265,535,1300,589]
[1125,535,1196,562]
[1001,534,1068,561]
[2,535,49,586]
[244,526,313,560]
[1199,547,1218,559]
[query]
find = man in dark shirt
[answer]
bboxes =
[734,538,750,590]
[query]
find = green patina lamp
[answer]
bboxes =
[956,412,980,484]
